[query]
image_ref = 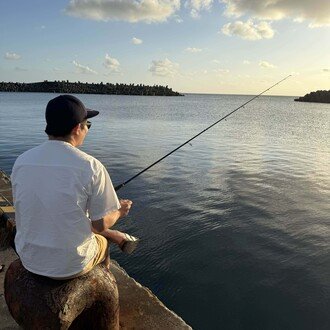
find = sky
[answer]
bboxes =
[1,0,330,96]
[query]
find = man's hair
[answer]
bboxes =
[48,129,72,138]
[47,120,87,138]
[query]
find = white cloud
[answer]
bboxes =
[222,20,274,40]
[221,0,330,27]
[65,0,180,23]
[103,54,120,72]
[15,67,28,71]
[237,74,251,78]
[186,0,214,18]
[149,58,179,77]
[213,68,230,75]
[212,59,220,64]
[185,70,198,78]
[185,47,202,53]
[173,15,183,23]
[5,52,21,60]
[73,60,97,74]
[190,9,199,18]
[259,61,276,69]
[243,60,250,64]
[132,37,143,45]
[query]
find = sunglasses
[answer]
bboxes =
[86,121,92,129]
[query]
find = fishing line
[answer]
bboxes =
[115,75,291,191]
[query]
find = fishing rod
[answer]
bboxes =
[115,75,291,191]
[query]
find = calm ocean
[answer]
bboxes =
[0,92,329,329]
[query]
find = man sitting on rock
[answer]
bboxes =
[11,95,139,280]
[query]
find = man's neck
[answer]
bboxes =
[48,136,77,147]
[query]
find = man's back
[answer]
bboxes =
[11,140,119,277]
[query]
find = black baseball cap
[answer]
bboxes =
[45,95,99,136]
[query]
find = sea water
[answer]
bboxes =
[0,92,329,329]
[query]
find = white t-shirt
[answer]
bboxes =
[11,140,120,277]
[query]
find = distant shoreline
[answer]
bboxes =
[0,81,183,97]
[294,90,330,104]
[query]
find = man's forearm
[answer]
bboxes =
[91,209,121,233]
[91,199,132,233]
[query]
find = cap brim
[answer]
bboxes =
[86,109,99,119]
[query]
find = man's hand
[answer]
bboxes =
[91,199,133,233]
[119,199,132,218]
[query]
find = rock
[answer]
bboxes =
[4,259,119,330]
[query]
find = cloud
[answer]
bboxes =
[259,61,276,69]
[173,14,183,23]
[103,53,120,72]
[186,0,214,18]
[323,69,330,72]
[243,60,250,64]
[73,60,97,74]
[149,58,179,77]
[221,0,330,27]
[5,52,21,60]
[131,37,143,45]
[212,59,220,64]
[65,0,180,23]
[185,47,202,53]
[237,74,251,78]
[15,67,28,71]
[213,68,230,75]
[221,20,275,40]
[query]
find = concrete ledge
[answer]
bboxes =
[110,260,190,329]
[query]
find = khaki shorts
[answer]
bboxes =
[50,234,108,280]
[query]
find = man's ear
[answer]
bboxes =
[71,123,80,135]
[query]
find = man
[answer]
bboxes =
[11,95,138,280]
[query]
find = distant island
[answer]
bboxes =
[294,90,330,103]
[0,81,183,96]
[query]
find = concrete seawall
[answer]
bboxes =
[0,169,191,329]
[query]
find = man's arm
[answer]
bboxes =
[91,199,132,233]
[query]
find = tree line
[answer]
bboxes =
[294,90,330,103]
[0,81,183,96]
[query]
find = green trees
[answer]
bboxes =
[294,90,330,103]
[0,81,183,96]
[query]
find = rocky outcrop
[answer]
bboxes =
[294,90,330,103]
